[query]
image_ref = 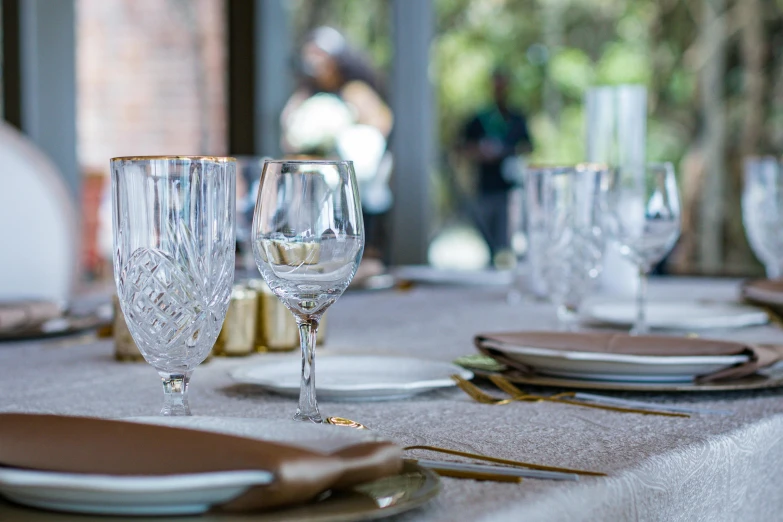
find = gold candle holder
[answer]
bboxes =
[245,279,329,352]
[213,285,259,356]
[112,294,145,362]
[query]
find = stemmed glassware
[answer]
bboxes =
[742,157,783,278]
[603,162,681,335]
[252,160,364,423]
[111,156,236,415]
[527,164,608,330]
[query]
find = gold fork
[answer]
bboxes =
[405,445,606,477]
[452,375,515,404]
[452,375,689,418]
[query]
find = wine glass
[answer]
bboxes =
[529,164,607,330]
[111,156,236,415]
[251,160,364,423]
[742,157,783,278]
[603,162,681,335]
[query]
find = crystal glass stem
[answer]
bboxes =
[556,304,579,332]
[160,372,192,416]
[631,266,649,335]
[294,319,322,423]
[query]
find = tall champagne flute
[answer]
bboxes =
[111,156,236,415]
[252,160,364,423]
[603,162,681,335]
[742,157,783,278]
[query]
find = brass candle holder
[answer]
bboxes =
[112,294,145,362]
[245,279,327,352]
[213,285,259,356]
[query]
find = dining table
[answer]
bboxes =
[2,276,783,521]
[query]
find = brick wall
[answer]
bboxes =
[76,0,227,276]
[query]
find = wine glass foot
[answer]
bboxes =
[629,326,650,336]
[293,410,323,423]
[160,400,191,416]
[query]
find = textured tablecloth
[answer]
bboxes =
[2,277,783,521]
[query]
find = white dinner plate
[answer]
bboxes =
[391,266,512,287]
[584,300,769,330]
[231,355,473,400]
[0,467,273,517]
[484,341,749,383]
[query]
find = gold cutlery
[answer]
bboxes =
[325,417,597,481]
[452,374,689,418]
[404,445,605,477]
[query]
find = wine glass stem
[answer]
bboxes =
[160,372,192,416]
[632,266,649,335]
[556,304,579,331]
[294,319,322,423]
[768,262,783,280]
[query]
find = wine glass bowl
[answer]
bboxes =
[742,157,783,278]
[252,160,364,422]
[111,156,236,416]
[603,162,681,334]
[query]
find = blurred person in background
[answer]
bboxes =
[281,27,393,262]
[461,69,532,266]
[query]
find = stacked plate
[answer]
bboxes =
[582,300,768,331]
[484,340,749,383]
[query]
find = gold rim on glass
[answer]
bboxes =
[526,162,609,171]
[263,159,353,165]
[110,155,237,162]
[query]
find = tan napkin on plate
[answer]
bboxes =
[475,331,783,382]
[0,301,61,333]
[0,414,402,512]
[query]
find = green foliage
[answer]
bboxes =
[287,0,775,273]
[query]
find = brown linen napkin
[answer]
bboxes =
[0,414,402,512]
[0,301,61,333]
[741,278,783,312]
[475,331,783,382]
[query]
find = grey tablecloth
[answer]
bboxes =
[2,277,783,521]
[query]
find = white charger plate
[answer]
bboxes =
[231,355,473,400]
[485,341,749,383]
[584,300,768,330]
[0,467,273,517]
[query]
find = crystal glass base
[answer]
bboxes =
[293,410,323,423]
[160,373,192,416]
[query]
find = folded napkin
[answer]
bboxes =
[0,301,62,333]
[0,301,61,333]
[475,331,783,382]
[741,279,783,308]
[0,414,402,512]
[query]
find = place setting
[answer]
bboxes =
[2,156,611,522]
[4,152,783,522]
[0,157,435,521]
[454,160,783,406]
